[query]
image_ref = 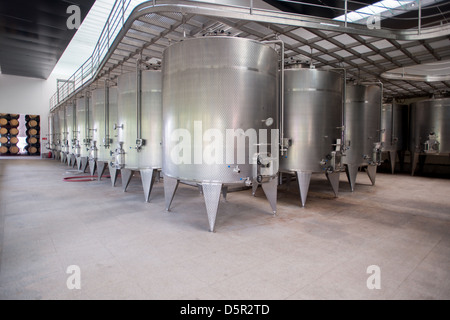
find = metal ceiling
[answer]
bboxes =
[0,0,95,79]
[51,0,450,109]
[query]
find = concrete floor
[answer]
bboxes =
[0,158,449,300]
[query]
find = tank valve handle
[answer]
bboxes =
[113,124,124,130]
[135,139,146,151]
[424,133,439,154]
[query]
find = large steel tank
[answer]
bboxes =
[280,66,343,206]
[380,103,408,173]
[162,37,279,232]
[110,70,162,202]
[75,95,92,172]
[52,111,60,160]
[410,97,450,175]
[90,86,118,178]
[47,113,54,158]
[344,83,382,191]
[58,107,67,163]
[65,102,77,167]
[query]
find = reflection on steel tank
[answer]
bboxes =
[279,65,344,207]
[343,83,382,191]
[110,70,162,202]
[162,37,279,232]
[410,97,450,175]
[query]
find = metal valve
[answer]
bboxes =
[112,142,125,169]
[424,133,439,154]
[135,139,146,151]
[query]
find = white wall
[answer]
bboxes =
[0,73,60,155]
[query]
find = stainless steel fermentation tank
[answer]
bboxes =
[65,102,77,167]
[90,85,118,180]
[279,66,344,207]
[110,69,162,202]
[47,113,55,158]
[380,103,408,173]
[75,95,92,173]
[52,111,61,160]
[343,84,382,191]
[58,107,67,163]
[410,98,450,175]
[162,37,279,232]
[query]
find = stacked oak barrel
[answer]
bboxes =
[25,115,40,155]
[0,113,20,155]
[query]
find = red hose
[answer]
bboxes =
[63,175,112,182]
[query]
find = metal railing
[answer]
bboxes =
[50,0,132,110]
[49,0,448,110]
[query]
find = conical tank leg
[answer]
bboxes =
[76,157,82,171]
[67,154,71,167]
[61,152,66,163]
[326,171,340,197]
[252,181,259,196]
[121,169,134,192]
[89,159,97,176]
[141,169,157,203]
[221,186,228,201]
[366,165,377,186]
[164,175,179,211]
[109,163,120,187]
[296,171,312,207]
[261,177,278,214]
[345,164,358,192]
[71,155,77,168]
[96,161,108,181]
[411,152,419,176]
[202,182,222,232]
[80,157,89,173]
[389,150,397,174]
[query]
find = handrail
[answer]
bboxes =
[50,0,132,111]
[49,0,450,111]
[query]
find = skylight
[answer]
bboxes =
[334,0,419,23]
[51,0,149,78]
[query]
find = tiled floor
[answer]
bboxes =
[0,159,449,300]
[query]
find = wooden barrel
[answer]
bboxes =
[27,128,39,136]
[26,115,39,120]
[10,114,20,119]
[10,136,19,144]
[0,145,8,154]
[9,145,20,154]
[27,146,39,154]
[0,127,8,135]
[27,119,39,128]
[9,118,19,127]
[9,127,19,135]
[0,136,8,144]
[26,136,39,144]
[0,118,7,126]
